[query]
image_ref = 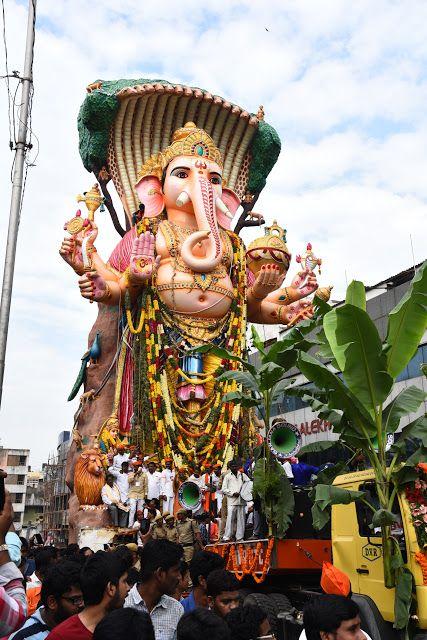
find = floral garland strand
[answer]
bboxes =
[138,228,247,467]
[226,539,274,584]
[405,465,427,550]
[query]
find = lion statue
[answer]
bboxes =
[73,448,105,506]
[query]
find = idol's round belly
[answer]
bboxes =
[156,266,233,318]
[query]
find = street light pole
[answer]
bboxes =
[0,0,37,407]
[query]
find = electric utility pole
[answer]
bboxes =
[0,0,37,407]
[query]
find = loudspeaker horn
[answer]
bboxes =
[267,420,302,459]
[178,481,202,511]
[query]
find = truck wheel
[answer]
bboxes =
[269,593,292,614]
[351,594,400,640]
[244,593,280,635]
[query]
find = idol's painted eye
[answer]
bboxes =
[171,167,189,179]
[210,174,222,185]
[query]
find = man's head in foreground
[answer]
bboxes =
[40,560,83,626]
[140,539,183,596]
[189,550,225,593]
[303,595,366,640]
[206,569,240,617]
[177,608,231,640]
[81,551,129,610]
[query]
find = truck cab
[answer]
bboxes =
[332,469,427,632]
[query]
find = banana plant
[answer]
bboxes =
[286,261,427,629]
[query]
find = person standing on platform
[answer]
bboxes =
[176,510,203,563]
[160,460,175,514]
[128,464,148,526]
[187,467,206,517]
[146,463,162,504]
[101,475,128,528]
[210,465,222,517]
[112,444,130,471]
[107,462,130,526]
[221,460,250,543]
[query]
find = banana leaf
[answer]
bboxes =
[251,325,266,357]
[298,440,337,456]
[222,391,259,408]
[297,352,376,436]
[385,260,427,378]
[394,568,413,629]
[323,304,393,414]
[217,370,260,393]
[383,386,427,433]
[345,280,366,310]
[311,484,366,531]
[390,415,427,454]
[253,458,294,538]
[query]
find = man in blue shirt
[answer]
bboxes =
[181,550,225,614]
[291,459,320,486]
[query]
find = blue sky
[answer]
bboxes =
[0,0,426,468]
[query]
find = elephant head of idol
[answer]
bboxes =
[135,122,241,273]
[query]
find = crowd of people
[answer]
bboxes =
[100,447,320,547]
[1,500,370,640]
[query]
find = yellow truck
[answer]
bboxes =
[208,469,427,640]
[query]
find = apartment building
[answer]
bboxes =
[0,447,30,531]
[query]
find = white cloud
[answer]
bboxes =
[0,0,426,468]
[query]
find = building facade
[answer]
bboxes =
[23,470,44,539]
[0,448,30,531]
[42,431,71,546]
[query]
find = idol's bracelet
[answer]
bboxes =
[97,282,112,302]
[248,287,265,302]
[277,287,299,305]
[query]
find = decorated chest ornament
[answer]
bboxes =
[137,122,223,182]
[246,221,291,277]
[296,243,322,274]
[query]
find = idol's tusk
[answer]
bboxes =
[176,191,190,207]
[216,197,233,219]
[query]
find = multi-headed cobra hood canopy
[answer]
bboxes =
[78,78,281,224]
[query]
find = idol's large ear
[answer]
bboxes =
[217,187,241,229]
[135,175,165,218]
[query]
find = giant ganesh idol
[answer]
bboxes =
[60,79,321,538]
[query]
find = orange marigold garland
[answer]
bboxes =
[415,551,427,585]
[253,538,275,584]
[226,540,273,583]
[132,220,248,468]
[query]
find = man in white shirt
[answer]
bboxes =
[108,462,130,525]
[301,594,372,640]
[113,444,130,470]
[125,539,183,640]
[187,466,206,516]
[221,460,250,542]
[282,458,294,479]
[160,459,175,514]
[101,474,128,527]
[146,462,162,502]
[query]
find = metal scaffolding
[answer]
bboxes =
[42,451,70,546]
